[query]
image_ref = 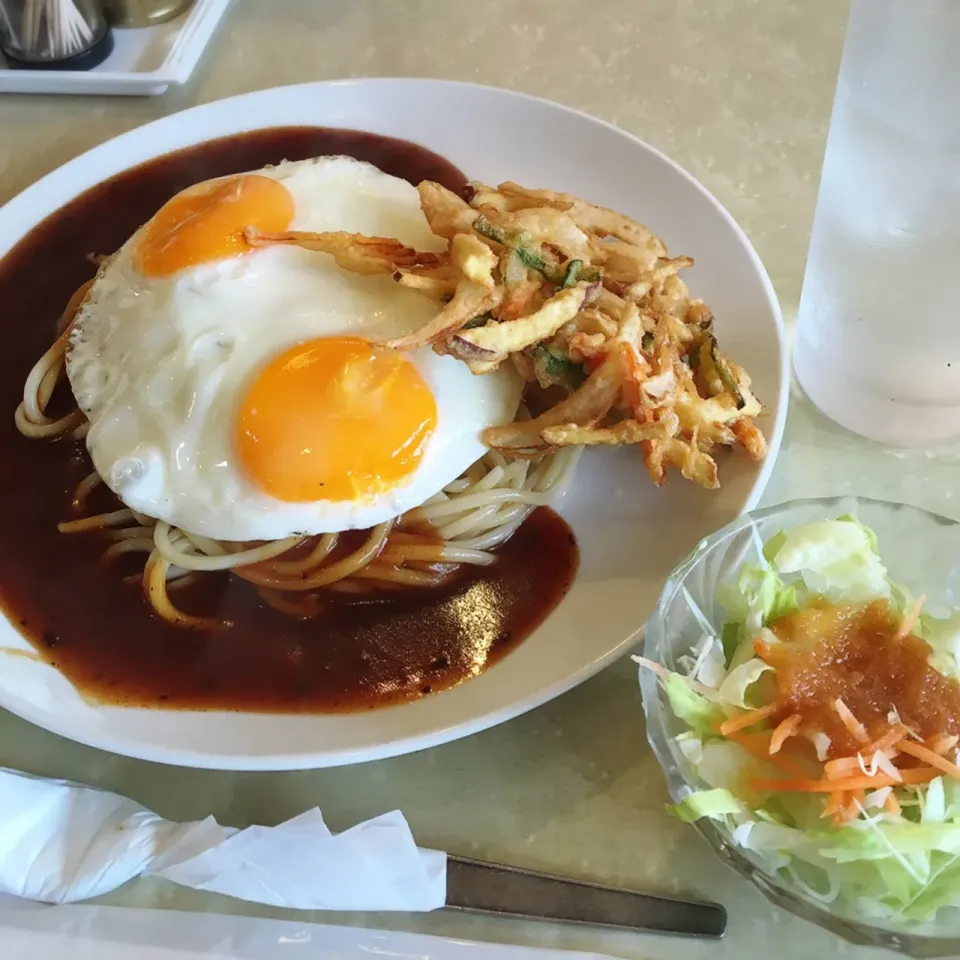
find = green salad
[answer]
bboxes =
[639,516,960,923]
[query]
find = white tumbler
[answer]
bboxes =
[794,0,960,447]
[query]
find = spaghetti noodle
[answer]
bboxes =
[15,288,580,628]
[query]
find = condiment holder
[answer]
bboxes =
[0,0,227,93]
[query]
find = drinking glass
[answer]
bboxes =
[793,0,960,447]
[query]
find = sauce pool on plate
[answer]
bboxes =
[0,126,579,713]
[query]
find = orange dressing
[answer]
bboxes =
[767,599,960,757]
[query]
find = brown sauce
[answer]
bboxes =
[0,126,579,712]
[768,599,960,755]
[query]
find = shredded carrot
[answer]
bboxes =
[927,734,959,756]
[583,352,606,375]
[833,698,870,744]
[751,767,940,794]
[822,792,846,819]
[823,727,907,781]
[718,703,777,736]
[895,766,943,785]
[849,788,866,812]
[833,803,860,826]
[865,726,907,755]
[824,757,861,780]
[769,714,802,754]
[884,791,901,816]
[898,739,960,781]
[753,636,772,661]
[895,594,927,641]
[814,774,904,793]
[621,348,647,419]
[829,789,866,824]
[722,727,808,777]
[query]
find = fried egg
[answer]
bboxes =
[66,157,522,541]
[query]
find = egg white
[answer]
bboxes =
[66,157,522,541]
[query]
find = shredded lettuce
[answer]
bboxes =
[716,563,800,632]
[836,514,879,552]
[715,516,899,673]
[720,622,740,663]
[662,673,721,736]
[920,612,960,680]
[668,788,742,823]
[696,740,758,790]
[687,634,726,688]
[715,657,772,708]
[761,529,788,565]
[670,780,960,920]
[715,563,799,671]
[771,518,890,605]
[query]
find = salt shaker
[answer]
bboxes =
[794,0,960,447]
[0,0,113,70]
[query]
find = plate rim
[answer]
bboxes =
[0,77,789,769]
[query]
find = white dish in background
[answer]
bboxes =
[0,0,230,96]
[0,78,788,769]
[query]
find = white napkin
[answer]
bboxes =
[0,768,446,911]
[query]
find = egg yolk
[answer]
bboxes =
[134,174,294,277]
[236,337,437,503]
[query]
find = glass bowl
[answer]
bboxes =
[641,496,960,957]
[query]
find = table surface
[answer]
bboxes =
[1,1,952,957]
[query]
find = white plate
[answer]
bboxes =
[0,0,230,96]
[0,79,787,769]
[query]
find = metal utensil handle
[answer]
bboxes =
[445,856,727,939]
